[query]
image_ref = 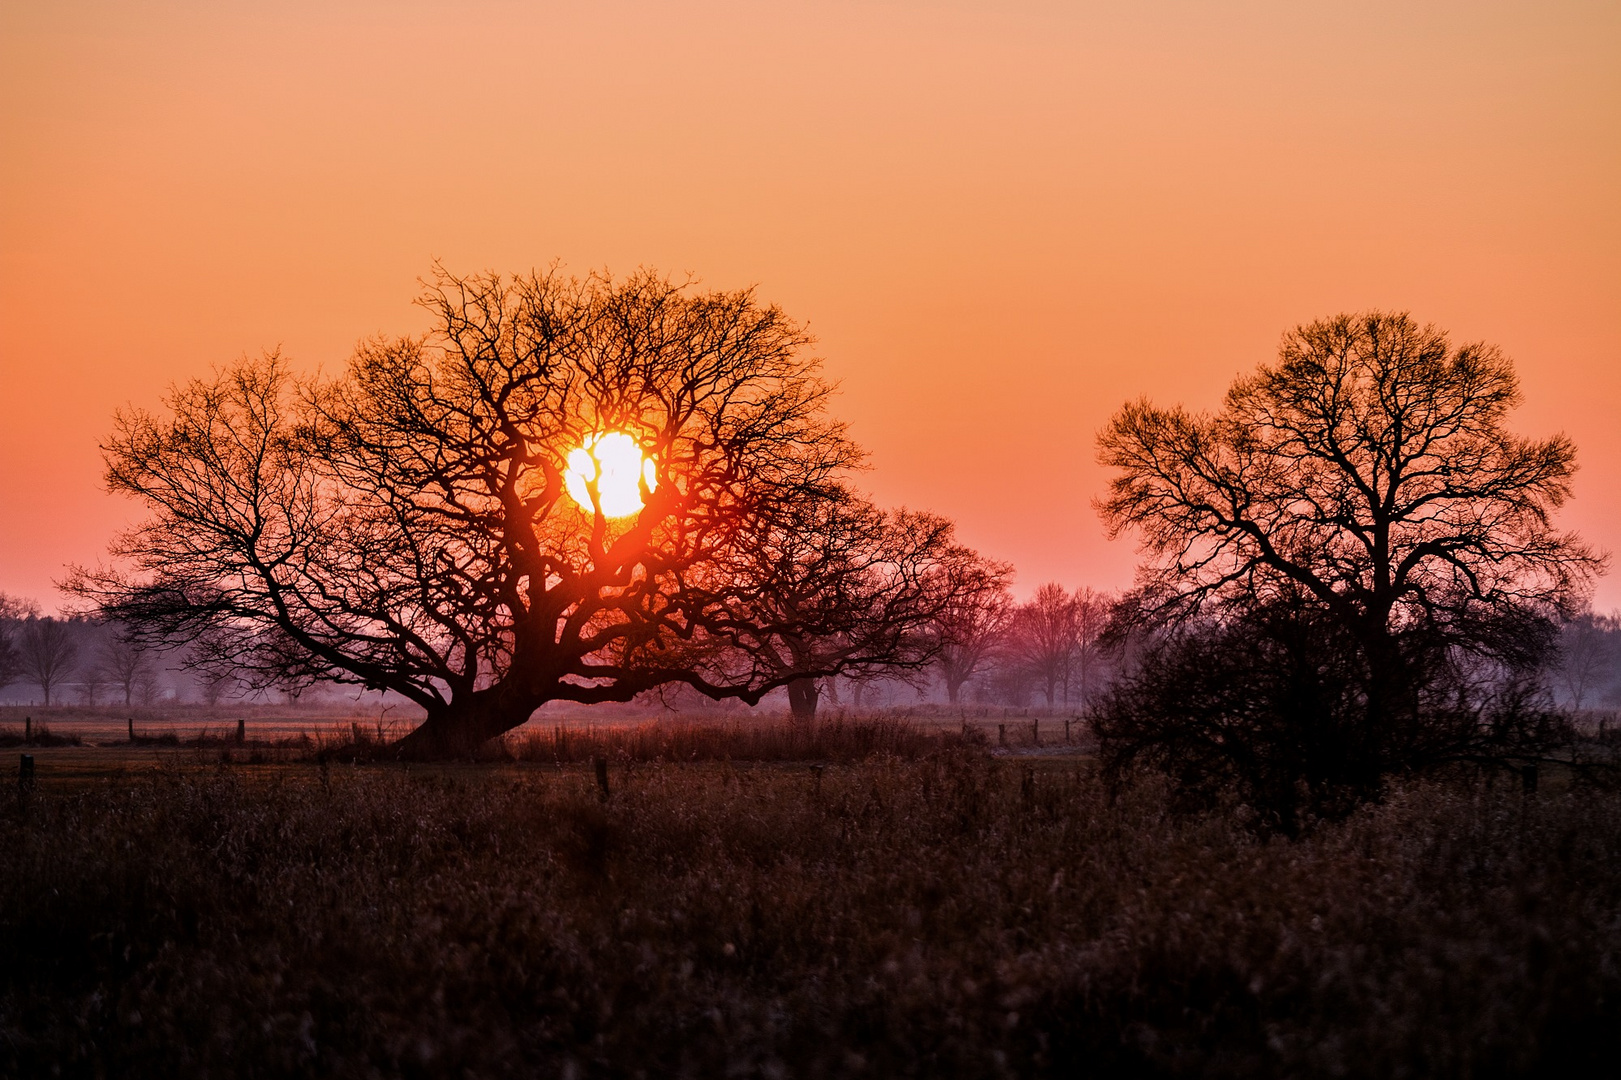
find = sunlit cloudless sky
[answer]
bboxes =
[2,0,1618,609]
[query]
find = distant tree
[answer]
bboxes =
[98,630,154,708]
[197,669,237,707]
[1070,586,1116,711]
[77,661,109,706]
[931,556,1014,706]
[19,617,81,707]
[1555,610,1620,711]
[0,627,13,697]
[0,592,37,694]
[1097,312,1603,808]
[0,593,41,620]
[135,666,163,707]
[844,674,882,710]
[1008,583,1079,709]
[69,267,929,757]
[979,647,1036,708]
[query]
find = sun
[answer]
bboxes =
[563,432,657,518]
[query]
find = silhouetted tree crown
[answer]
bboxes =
[1098,311,1601,652]
[701,487,988,722]
[72,267,977,755]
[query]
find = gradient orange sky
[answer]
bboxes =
[3,1,1618,611]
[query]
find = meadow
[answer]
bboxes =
[1,715,1618,1077]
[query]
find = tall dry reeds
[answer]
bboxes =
[2,757,1617,1076]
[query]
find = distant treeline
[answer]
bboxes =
[6,587,1618,717]
[0,596,372,709]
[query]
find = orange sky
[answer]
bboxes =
[2,0,1618,611]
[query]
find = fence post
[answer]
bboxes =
[594,756,611,802]
[23,717,31,745]
[236,717,246,746]
[18,754,35,795]
[1064,718,1072,744]
[1521,763,1539,794]
[1031,718,1040,747]
[128,716,135,741]
[997,723,1007,748]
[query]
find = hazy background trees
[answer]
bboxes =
[1007,583,1077,708]
[1554,610,1621,711]
[933,582,1120,711]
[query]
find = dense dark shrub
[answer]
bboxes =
[1095,604,1566,831]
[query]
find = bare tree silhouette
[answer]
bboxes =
[19,617,80,707]
[1070,586,1115,710]
[98,631,154,708]
[1008,583,1079,708]
[1556,610,1619,711]
[71,267,953,755]
[0,592,36,695]
[1097,312,1604,805]
[683,487,982,723]
[932,556,1014,706]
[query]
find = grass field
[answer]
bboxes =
[2,719,1618,1077]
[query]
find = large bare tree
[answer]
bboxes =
[72,267,927,755]
[1097,312,1603,796]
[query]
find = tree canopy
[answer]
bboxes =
[73,268,976,754]
[1098,312,1600,643]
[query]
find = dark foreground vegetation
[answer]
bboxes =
[4,753,1619,1078]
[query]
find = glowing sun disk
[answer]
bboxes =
[564,432,656,517]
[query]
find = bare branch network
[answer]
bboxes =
[70,268,1000,756]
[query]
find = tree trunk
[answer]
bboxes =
[787,677,820,724]
[390,694,535,760]
[946,678,961,705]
[1353,628,1418,792]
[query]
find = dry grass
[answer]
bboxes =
[490,714,990,764]
[0,723,82,748]
[2,755,1617,1078]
